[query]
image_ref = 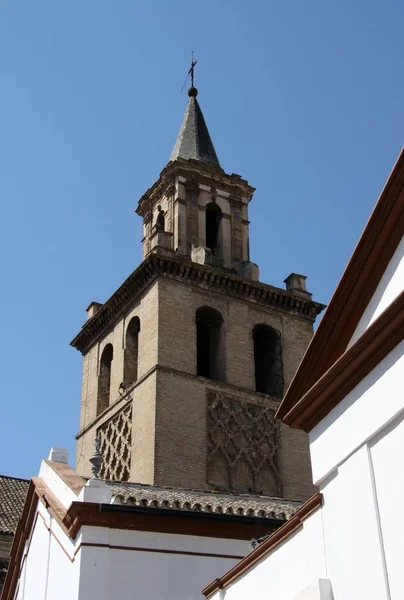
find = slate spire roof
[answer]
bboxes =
[169,86,221,168]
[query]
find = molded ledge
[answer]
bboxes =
[202,492,323,599]
[282,291,404,432]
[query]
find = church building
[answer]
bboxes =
[1,77,325,600]
[71,80,324,499]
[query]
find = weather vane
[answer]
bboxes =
[188,51,197,88]
[180,51,198,97]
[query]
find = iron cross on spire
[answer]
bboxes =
[188,51,197,87]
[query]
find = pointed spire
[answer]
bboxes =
[169,86,221,168]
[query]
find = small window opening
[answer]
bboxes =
[155,205,165,231]
[124,317,140,385]
[253,325,284,397]
[97,344,113,414]
[196,306,225,381]
[205,202,222,256]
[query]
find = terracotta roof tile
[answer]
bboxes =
[0,476,29,535]
[106,481,301,521]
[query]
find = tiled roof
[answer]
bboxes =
[169,90,221,168]
[106,481,301,521]
[0,475,29,535]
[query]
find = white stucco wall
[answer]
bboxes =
[349,236,403,345]
[211,360,403,600]
[13,502,248,600]
[309,341,404,485]
[320,445,388,599]
[15,516,49,600]
[309,340,404,599]
[45,530,80,600]
[221,510,327,600]
[210,250,403,600]
[77,527,248,600]
[370,414,404,600]
[15,505,80,600]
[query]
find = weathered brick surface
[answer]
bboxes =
[76,280,159,479]
[130,370,157,484]
[76,272,317,501]
[157,277,312,395]
[77,282,158,433]
[154,369,207,488]
[76,392,130,478]
[280,424,315,500]
[153,370,279,490]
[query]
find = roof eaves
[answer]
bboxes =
[106,481,301,520]
[277,147,404,421]
[202,492,323,599]
[282,291,404,431]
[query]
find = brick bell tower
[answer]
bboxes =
[71,80,325,501]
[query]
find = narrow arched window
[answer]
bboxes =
[253,325,284,398]
[196,306,225,381]
[124,317,140,384]
[205,202,222,256]
[155,206,165,231]
[97,344,113,414]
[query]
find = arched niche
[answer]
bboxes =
[252,324,284,398]
[196,306,226,382]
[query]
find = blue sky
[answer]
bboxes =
[0,1,402,478]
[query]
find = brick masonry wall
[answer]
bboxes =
[76,273,316,501]
[154,369,207,489]
[76,392,130,478]
[76,369,158,482]
[157,277,313,393]
[280,424,315,500]
[76,281,159,476]
[130,370,157,484]
[153,367,314,500]
[155,276,315,499]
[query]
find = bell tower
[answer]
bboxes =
[72,80,324,501]
[137,85,257,278]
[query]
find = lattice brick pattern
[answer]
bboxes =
[207,392,280,494]
[98,404,132,481]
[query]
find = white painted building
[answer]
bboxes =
[203,150,404,600]
[4,151,403,600]
[2,453,299,600]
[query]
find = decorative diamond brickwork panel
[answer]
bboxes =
[98,404,132,481]
[207,392,280,495]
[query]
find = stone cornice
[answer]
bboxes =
[136,158,255,217]
[75,363,282,440]
[71,252,325,355]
